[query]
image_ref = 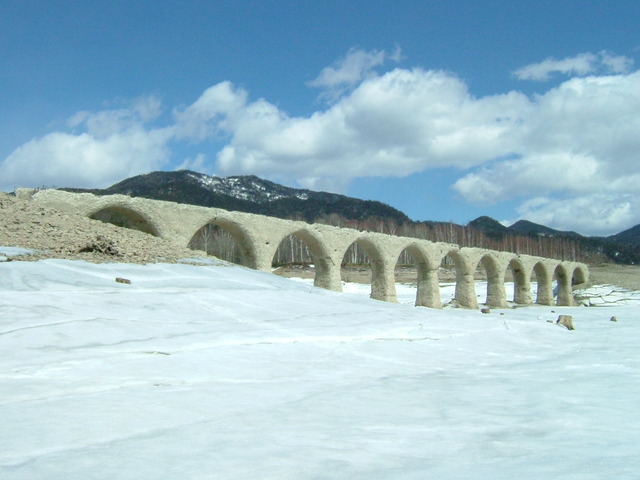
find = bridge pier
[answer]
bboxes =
[486,270,508,308]
[510,260,532,305]
[313,257,342,292]
[415,265,442,309]
[370,257,397,303]
[536,282,555,305]
[531,262,553,306]
[454,271,478,309]
[556,266,574,306]
[513,276,532,304]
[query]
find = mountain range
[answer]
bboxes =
[61,170,639,264]
[469,216,583,240]
[469,215,640,246]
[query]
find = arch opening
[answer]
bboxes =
[340,241,372,284]
[572,266,588,287]
[439,252,459,284]
[90,207,158,236]
[394,248,417,281]
[394,248,418,305]
[272,233,314,268]
[395,245,446,308]
[270,230,327,287]
[473,260,488,305]
[440,251,465,307]
[340,239,395,301]
[188,222,245,265]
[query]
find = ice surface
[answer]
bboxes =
[1,257,639,479]
[0,246,36,262]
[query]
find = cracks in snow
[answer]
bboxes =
[575,284,640,306]
[0,317,102,336]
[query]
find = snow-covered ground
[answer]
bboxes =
[1,248,639,479]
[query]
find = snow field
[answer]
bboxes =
[1,253,639,479]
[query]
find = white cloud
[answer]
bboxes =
[174,153,209,172]
[453,152,602,204]
[600,51,635,74]
[2,48,638,234]
[213,68,530,192]
[515,194,640,237]
[451,70,640,234]
[0,98,172,190]
[513,51,634,81]
[67,96,163,137]
[307,47,402,102]
[454,72,640,201]
[172,82,248,140]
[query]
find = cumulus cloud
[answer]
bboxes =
[307,46,402,102]
[172,82,248,140]
[174,153,209,172]
[212,68,530,191]
[66,96,163,137]
[453,152,603,204]
[451,70,640,234]
[513,51,634,81]
[0,129,172,190]
[2,48,639,234]
[515,194,640,237]
[0,96,172,190]
[453,72,640,198]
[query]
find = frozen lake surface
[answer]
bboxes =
[1,251,639,479]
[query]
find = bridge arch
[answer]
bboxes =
[271,226,340,291]
[189,223,242,264]
[188,217,260,269]
[341,235,397,302]
[89,205,160,237]
[571,263,589,286]
[394,243,456,308]
[394,243,426,306]
[532,261,553,305]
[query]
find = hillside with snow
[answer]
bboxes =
[1,247,639,479]
[62,170,411,224]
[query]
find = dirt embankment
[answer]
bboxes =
[2,191,639,290]
[583,264,640,291]
[0,192,198,264]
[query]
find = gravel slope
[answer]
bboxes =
[0,192,199,264]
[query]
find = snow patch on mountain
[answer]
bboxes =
[187,172,310,203]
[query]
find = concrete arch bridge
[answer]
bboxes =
[26,189,589,309]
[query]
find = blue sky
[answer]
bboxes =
[1,1,639,236]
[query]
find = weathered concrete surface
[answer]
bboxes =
[27,189,589,309]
